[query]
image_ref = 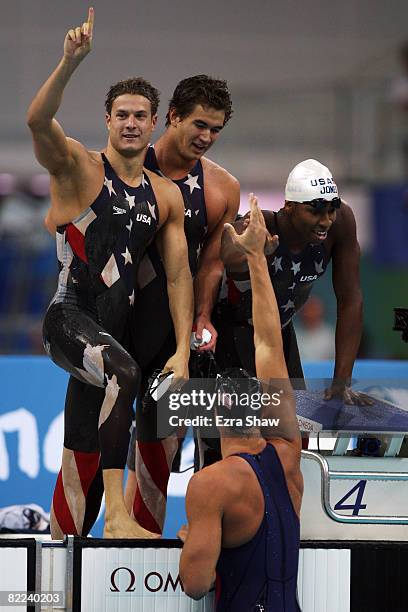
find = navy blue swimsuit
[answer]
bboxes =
[215,443,300,611]
[130,144,208,369]
[43,153,159,469]
[215,211,329,380]
[220,211,328,330]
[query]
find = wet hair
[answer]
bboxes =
[105,77,160,116]
[165,74,233,126]
[215,368,261,435]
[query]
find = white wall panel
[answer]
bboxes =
[0,547,27,612]
[298,548,350,612]
[80,546,213,612]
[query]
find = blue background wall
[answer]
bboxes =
[1,356,407,537]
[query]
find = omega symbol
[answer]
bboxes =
[110,567,136,592]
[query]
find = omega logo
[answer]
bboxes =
[110,567,183,593]
[110,567,136,592]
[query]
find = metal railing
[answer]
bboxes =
[302,449,408,525]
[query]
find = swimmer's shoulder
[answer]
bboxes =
[263,209,278,234]
[327,199,359,251]
[63,141,102,169]
[144,168,181,200]
[201,156,240,191]
[186,459,244,504]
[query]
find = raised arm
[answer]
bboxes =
[156,183,194,379]
[224,194,300,444]
[194,174,240,349]
[26,8,94,175]
[224,195,286,378]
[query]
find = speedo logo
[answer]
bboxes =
[299,275,318,282]
[136,213,152,225]
[113,206,126,215]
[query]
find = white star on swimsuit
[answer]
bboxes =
[104,177,116,197]
[126,219,133,233]
[291,261,301,275]
[141,174,149,189]
[129,290,135,306]
[281,299,295,312]
[121,247,132,265]
[272,256,283,274]
[124,190,135,209]
[147,201,156,220]
[288,282,296,291]
[184,174,201,194]
[315,260,324,274]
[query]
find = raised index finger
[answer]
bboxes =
[253,195,266,228]
[248,192,257,218]
[249,192,262,224]
[87,7,94,34]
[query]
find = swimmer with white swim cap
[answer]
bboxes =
[285,158,341,205]
[217,157,372,415]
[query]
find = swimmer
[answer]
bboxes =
[218,159,371,405]
[124,75,239,534]
[179,194,303,610]
[27,7,193,539]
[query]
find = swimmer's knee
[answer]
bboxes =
[125,359,140,387]
[115,358,141,395]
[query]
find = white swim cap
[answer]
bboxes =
[285,159,339,202]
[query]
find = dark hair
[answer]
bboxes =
[105,77,160,116]
[165,75,233,126]
[215,368,261,435]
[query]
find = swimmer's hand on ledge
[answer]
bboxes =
[64,7,94,65]
[324,381,374,406]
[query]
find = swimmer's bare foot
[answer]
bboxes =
[102,469,160,539]
[104,514,160,539]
